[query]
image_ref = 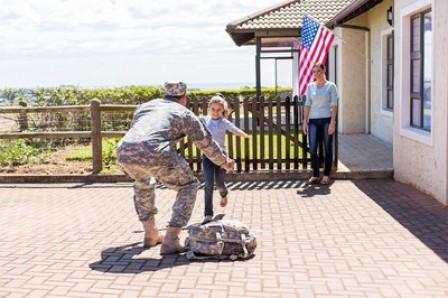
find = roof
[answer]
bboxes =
[326,0,384,28]
[226,0,354,46]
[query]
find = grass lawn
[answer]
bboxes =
[63,133,309,174]
[182,133,309,159]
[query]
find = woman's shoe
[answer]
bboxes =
[307,177,320,185]
[321,176,331,185]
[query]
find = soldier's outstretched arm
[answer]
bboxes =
[181,111,231,169]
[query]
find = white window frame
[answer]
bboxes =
[398,0,433,146]
[381,28,394,117]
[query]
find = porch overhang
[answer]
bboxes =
[226,0,354,98]
[326,0,385,28]
[226,27,300,47]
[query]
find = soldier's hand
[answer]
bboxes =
[224,159,235,172]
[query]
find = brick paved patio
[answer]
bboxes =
[338,135,393,172]
[0,180,447,297]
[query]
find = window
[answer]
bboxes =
[386,33,394,110]
[410,10,432,131]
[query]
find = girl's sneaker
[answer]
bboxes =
[220,196,228,207]
[202,215,213,224]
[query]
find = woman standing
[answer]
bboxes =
[302,62,338,185]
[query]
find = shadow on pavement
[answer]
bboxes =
[225,180,305,190]
[354,180,448,263]
[89,241,242,273]
[89,242,190,273]
[296,183,332,197]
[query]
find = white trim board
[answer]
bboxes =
[380,28,394,118]
[398,0,434,146]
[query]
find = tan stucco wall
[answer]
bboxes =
[335,22,367,134]
[394,0,448,205]
[366,0,394,144]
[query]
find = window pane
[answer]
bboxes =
[411,16,421,52]
[388,90,393,109]
[423,98,431,130]
[412,99,421,127]
[412,59,421,93]
[387,35,393,59]
[387,64,393,86]
[423,11,432,131]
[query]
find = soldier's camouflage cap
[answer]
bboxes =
[164,82,187,97]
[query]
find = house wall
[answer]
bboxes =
[337,4,395,142]
[366,0,394,144]
[394,0,448,205]
[334,19,368,134]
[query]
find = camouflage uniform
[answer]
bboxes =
[117,93,228,228]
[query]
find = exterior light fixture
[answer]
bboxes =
[387,6,393,26]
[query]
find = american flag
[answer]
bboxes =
[299,15,335,96]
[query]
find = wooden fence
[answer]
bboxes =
[0,96,338,174]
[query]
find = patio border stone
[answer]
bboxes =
[0,168,393,183]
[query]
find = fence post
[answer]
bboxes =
[18,101,29,131]
[90,99,102,174]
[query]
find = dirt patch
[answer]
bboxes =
[0,149,92,175]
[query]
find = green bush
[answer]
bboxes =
[103,138,120,168]
[0,140,47,167]
[0,86,292,135]
[66,138,120,168]
[1,86,292,107]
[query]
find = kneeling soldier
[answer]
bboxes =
[117,82,234,255]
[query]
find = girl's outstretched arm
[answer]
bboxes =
[233,129,250,139]
[224,118,250,138]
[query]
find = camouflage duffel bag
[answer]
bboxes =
[185,219,257,261]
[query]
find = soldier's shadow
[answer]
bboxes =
[89,241,239,273]
[89,242,191,273]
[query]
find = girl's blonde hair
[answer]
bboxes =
[208,93,230,118]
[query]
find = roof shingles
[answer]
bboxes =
[230,0,354,31]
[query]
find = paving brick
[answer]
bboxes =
[0,180,447,297]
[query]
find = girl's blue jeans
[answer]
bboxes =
[308,117,333,177]
[202,156,228,216]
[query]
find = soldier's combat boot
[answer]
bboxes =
[142,217,163,248]
[160,226,185,255]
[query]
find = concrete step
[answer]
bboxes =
[0,168,393,184]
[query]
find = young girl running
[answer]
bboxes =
[202,94,249,223]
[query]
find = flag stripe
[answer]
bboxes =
[299,28,328,88]
[300,31,334,90]
[300,28,329,89]
[299,16,335,96]
[299,27,324,72]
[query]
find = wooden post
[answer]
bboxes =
[255,37,261,100]
[276,96,282,170]
[243,97,250,172]
[259,96,265,169]
[90,99,102,174]
[285,96,291,170]
[268,97,274,170]
[227,98,234,164]
[293,95,299,169]
[235,97,242,172]
[18,101,29,131]
[251,96,258,170]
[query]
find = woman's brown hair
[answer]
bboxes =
[312,62,326,72]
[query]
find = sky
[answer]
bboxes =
[0,0,295,89]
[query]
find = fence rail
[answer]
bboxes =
[0,96,338,174]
